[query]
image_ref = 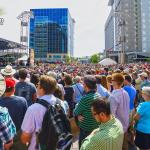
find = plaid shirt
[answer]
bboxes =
[0,107,16,150]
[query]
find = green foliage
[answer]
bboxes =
[146,58,150,62]
[65,55,71,63]
[90,54,100,63]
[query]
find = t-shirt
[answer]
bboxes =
[0,96,28,131]
[135,102,150,134]
[15,81,36,106]
[123,85,136,110]
[74,91,100,131]
[21,95,60,150]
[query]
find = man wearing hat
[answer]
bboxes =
[139,72,150,90]
[0,78,28,150]
[1,65,18,83]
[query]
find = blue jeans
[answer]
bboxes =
[79,128,92,149]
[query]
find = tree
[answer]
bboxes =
[90,54,100,63]
[65,55,71,63]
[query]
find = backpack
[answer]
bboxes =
[36,99,73,150]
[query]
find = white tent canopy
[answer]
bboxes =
[98,58,117,66]
[18,55,28,61]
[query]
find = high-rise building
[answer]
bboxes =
[105,8,114,56]
[141,0,150,53]
[106,0,142,63]
[29,8,75,61]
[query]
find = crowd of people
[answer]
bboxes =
[0,62,149,150]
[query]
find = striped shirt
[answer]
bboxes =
[74,91,100,131]
[80,116,124,150]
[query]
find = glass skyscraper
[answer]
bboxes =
[29,8,75,61]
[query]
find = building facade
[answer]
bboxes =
[105,8,114,58]
[106,0,142,63]
[29,8,75,61]
[141,0,150,52]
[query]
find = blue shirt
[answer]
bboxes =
[97,84,110,98]
[123,85,136,110]
[73,83,84,103]
[135,102,150,133]
[15,81,36,106]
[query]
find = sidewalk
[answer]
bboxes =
[71,137,79,150]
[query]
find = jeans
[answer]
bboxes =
[79,128,91,149]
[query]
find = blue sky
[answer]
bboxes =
[0,0,110,57]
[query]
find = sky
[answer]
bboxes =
[0,0,110,57]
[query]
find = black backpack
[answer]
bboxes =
[36,99,73,150]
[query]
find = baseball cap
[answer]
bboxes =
[5,78,15,88]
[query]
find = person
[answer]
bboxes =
[106,75,113,92]
[74,75,101,148]
[54,85,69,116]
[80,98,124,150]
[123,75,136,111]
[21,75,61,150]
[73,76,84,103]
[110,73,130,150]
[64,74,75,118]
[95,75,110,98]
[0,78,28,150]
[47,71,65,97]
[1,65,18,83]
[15,68,37,106]
[139,72,150,90]
[134,86,150,150]
[0,106,16,150]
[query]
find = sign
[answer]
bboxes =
[0,18,4,25]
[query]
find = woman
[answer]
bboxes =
[106,75,113,92]
[134,86,150,150]
[64,74,75,118]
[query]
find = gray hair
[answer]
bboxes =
[74,76,81,83]
[47,71,57,79]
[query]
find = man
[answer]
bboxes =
[74,75,101,148]
[80,98,124,150]
[110,73,130,150]
[123,75,136,111]
[21,75,58,150]
[15,68,37,106]
[139,72,150,90]
[1,65,18,83]
[0,78,28,150]
[0,106,16,150]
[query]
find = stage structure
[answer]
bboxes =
[0,38,27,66]
[17,11,33,55]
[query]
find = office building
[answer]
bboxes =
[29,8,75,61]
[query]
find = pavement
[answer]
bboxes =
[71,136,78,150]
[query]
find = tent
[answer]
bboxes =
[18,55,28,61]
[99,58,117,66]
